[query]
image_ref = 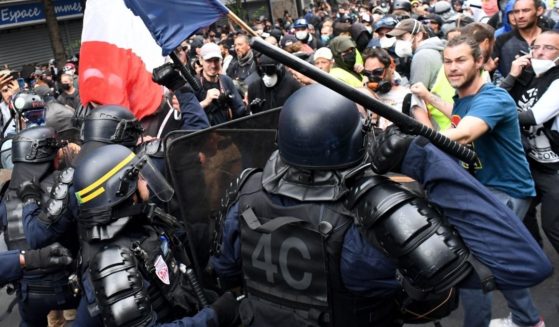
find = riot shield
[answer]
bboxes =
[165,107,281,226]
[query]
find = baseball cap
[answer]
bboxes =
[387,18,426,37]
[200,43,222,60]
[313,47,333,61]
[433,1,452,14]
[328,36,356,55]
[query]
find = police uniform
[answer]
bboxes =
[72,144,238,327]
[0,126,80,326]
[210,85,552,327]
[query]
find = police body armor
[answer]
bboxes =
[235,169,396,327]
[347,174,492,297]
[81,213,200,327]
[3,171,80,318]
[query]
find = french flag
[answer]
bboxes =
[79,0,228,119]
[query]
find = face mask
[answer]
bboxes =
[379,36,396,48]
[341,50,357,68]
[61,83,71,91]
[295,31,308,41]
[531,57,559,76]
[321,35,331,43]
[262,74,278,88]
[394,39,413,58]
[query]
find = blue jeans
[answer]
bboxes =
[462,189,540,327]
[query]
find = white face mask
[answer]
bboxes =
[262,74,278,88]
[394,39,413,58]
[295,31,308,41]
[531,57,559,76]
[379,36,396,48]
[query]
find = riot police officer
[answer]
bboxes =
[210,84,551,326]
[0,126,80,326]
[72,144,239,326]
[1,90,48,168]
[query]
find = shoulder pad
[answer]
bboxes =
[90,244,154,327]
[39,167,74,225]
[345,175,391,209]
[212,168,260,255]
[346,175,415,228]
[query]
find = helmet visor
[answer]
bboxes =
[138,155,174,202]
[22,108,46,126]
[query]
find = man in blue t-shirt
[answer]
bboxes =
[442,35,543,327]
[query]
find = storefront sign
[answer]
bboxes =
[0,0,83,29]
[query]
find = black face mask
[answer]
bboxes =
[341,49,357,68]
[61,83,71,91]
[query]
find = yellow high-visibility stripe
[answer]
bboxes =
[77,187,105,204]
[76,152,135,198]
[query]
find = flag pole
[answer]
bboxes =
[227,11,259,37]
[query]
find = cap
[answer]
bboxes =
[63,63,75,71]
[328,35,356,55]
[280,34,298,48]
[200,43,222,60]
[313,47,333,61]
[387,18,426,37]
[433,1,452,14]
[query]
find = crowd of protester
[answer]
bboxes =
[0,0,558,325]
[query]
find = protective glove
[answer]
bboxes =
[22,242,73,270]
[371,125,415,174]
[248,98,266,113]
[17,179,41,203]
[211,292,240,327]
[152,63,187,91]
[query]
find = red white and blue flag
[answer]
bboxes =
[79,0,228,119]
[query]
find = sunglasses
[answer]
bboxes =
[363,68,385,77]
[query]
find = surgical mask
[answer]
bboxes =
[379,36,396,48]
[262,74,278,88]
[531,57,559,76]
[295,31,308,41]
[321,35,331,43]
[395,39,413,58]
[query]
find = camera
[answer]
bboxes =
[215,90,234,108]
[152,62,187,91]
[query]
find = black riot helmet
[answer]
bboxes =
[73,144,174,211]
[73,144,174,241]
[12,126,60,163]
[277,84,366,170]
[11,90,47,129]
[80,105,143,147]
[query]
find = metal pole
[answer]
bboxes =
[249,37,477,163]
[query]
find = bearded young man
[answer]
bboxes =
[492,0,545,76]
[442,35,545,327]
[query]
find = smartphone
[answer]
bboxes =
[17,78,25,89]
